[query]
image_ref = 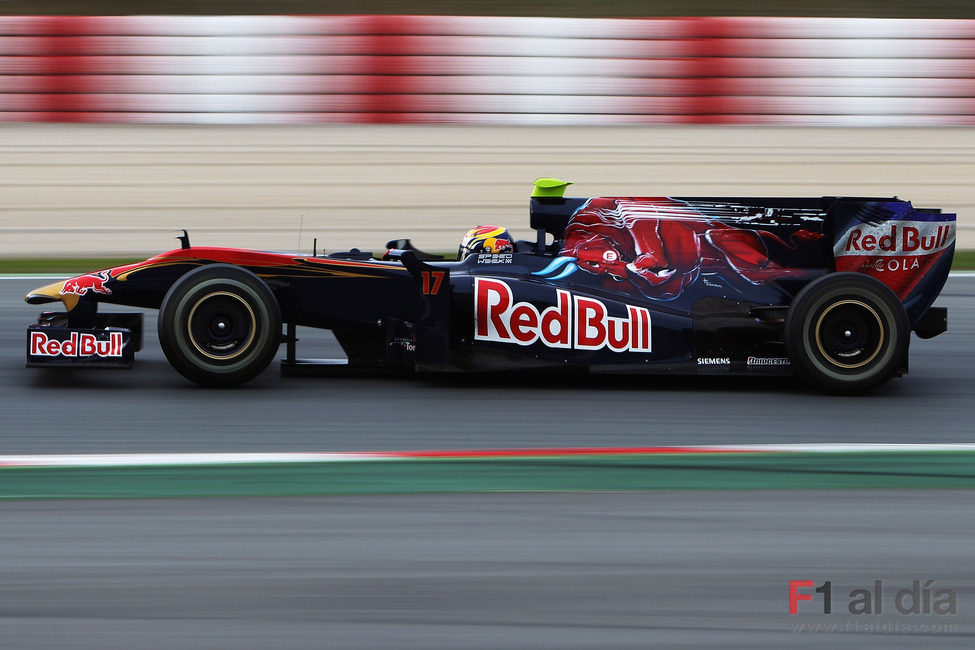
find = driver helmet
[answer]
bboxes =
[458,225,514,260]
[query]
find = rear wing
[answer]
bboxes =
[831,199,955,326]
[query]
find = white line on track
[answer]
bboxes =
[3,444,975,467]
[0,452,393,467]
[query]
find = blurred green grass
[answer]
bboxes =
[6,1,975,17]
[954,249,975,269]
[0,258,144,274]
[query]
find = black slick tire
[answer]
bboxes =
[158,264,282,387]
[785,272,909,394]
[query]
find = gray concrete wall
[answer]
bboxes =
[1,124,972,257]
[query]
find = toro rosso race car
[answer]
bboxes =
[25,179,954,393]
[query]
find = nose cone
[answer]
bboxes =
[25,278,79,311]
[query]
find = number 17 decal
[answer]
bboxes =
[421,271,445,295]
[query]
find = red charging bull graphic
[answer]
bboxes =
[834,213,955,300]
[475,277,651,353]
[561,198,823,300]
[60,271,113,297]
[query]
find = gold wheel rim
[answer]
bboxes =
[187,291,257,361]
[814,299,884,370]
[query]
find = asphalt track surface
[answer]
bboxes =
[3,492,974,648]
[2,276,974,453]
[3,275,975,648]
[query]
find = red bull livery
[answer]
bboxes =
[59,271,112,297]
[25,180,954,393]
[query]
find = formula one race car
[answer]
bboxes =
[25,179,955,393]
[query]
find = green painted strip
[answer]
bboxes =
[3,452,975,499]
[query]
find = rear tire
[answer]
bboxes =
[785,272,909,394]
[158,264,281,387]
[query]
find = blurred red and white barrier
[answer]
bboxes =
[2,15,975,124]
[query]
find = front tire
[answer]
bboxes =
[785,272,909,394]
[158,264,282,387]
